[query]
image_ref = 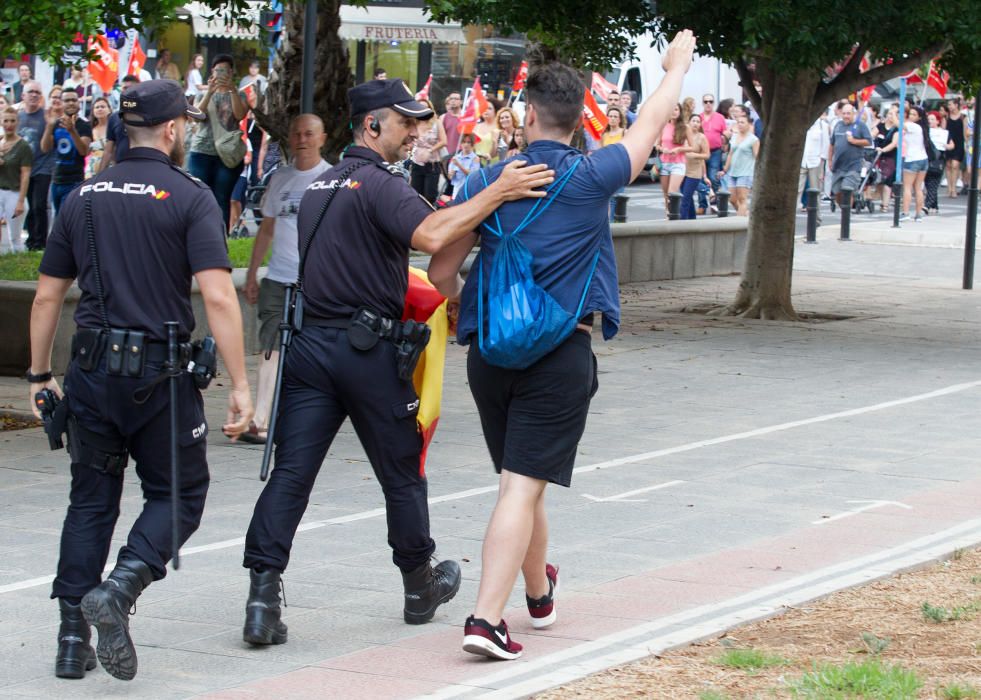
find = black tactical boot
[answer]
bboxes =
[80,559,153,681]
[402,559,462,624]
[243,568,288,645]
[55,599,96,679]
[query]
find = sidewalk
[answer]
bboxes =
[817,210,973,247]
[0,239,979,698]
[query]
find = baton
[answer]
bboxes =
[165,321,181,570]
[259,285,295,481]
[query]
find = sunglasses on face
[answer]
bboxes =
[704,99,714,103]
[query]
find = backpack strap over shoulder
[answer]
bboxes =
[478,156,584,239]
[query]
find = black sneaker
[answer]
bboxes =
[526,563,559,629]
[462,616,523,660]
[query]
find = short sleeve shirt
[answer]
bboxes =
[0,139,33,191]
[17,109,54,176]
[52,117,93,184]
[701,111,727,150]
[39,147,230,340]
[259,159,331,284]
[456,139,630,345]
[295,146,434,321]
[831,120,872,173]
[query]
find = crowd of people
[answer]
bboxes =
[0,55,272,254]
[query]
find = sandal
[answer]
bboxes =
[237,421,267,444]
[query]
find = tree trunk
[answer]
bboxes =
[720,71,819,320]
[255,0,353,162]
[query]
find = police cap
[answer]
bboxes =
[121,79,206,126]
[348,79,433,119]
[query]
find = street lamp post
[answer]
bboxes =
[301,0,316,114]
[965,87,980,290]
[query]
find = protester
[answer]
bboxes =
[84,97,111,179]
[473,100,499,163]
[448,132,480,199]
[0,107,31,253]
[495,107,518,161]
[185,54,206,101]
[873,106,899,213]
[681,96,696,123]
[926,111,952,214]
[799,115,829,213]
[945,98,966,197]
[602,107,627,221]
[658,103,688,214]
[900,105,929,222]
[154,49,182,82]
[427,30,696,661]
[828,102,871,214]
[507,127,526,158]
[187,54,248,227]
[17,80,55,250]
[681,113,709,219]
[41,87,91,215]
[239,60,268,94]
[719,114,759,216]
[242,114,330,444]
[409,99,447,205]
[97,75,140,173]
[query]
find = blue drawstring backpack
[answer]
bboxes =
[474,156,600,370]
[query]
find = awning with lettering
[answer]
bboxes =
[187,1,261,40]
[339,6,466,44]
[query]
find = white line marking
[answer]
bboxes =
[1,379,977,596]
[582,480,685,502]
[812,499,912,525]
[419,518,981,699]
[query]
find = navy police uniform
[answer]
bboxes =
[242,82,460,637]
[243,146,438,573]
[40,84,229,606]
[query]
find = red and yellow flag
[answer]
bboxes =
[127,37,146,77]
[512,61,529,93]
[582,88,608,141]
[403,266,448,475]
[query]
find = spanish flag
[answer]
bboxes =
[403,266,448,476]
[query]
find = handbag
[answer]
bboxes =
[214,127,246,168]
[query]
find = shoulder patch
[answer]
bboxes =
[169,164,210,189]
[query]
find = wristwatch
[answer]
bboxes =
[26,369,52,383]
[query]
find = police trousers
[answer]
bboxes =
[51,359,210,602]
[243,326,435,574]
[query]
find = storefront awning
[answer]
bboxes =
[187,1,261,40]
[339,6,466,44]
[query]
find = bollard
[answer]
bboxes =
[891,183,902,228]
[716,190,730,217]
[667,192,683,220]
[806,188,819,244]
[612,194,629,223]
[839,186,853,241]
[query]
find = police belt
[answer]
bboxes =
[72,328,192,376]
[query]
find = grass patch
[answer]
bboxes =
[941,683,981,699]
[698,691,729,700]
[712,648,789,671]
[792,659,921,699]
[860,631,891,655]
[922,600,981,623]
[0,250,43,281]
[0,238,260,282]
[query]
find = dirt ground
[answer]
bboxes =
[539,548,981,699]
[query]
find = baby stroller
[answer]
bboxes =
[229,165,279,239]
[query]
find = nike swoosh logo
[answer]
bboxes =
[494,629,508,645]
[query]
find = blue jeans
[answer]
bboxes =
[51,181,82,217]
[698,148,723,209]
[187,151,244,228]
[680,177,700,219]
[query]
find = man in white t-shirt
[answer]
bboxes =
[241,114,330,442]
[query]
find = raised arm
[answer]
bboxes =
[619,31,696,181]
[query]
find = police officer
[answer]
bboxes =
[28,79,254,681]
[241,79,554,643]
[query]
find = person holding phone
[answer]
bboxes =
[187,54,248,228]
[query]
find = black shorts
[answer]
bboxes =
[466,331,599,487]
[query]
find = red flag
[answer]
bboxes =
[414,74,432,102]
[470,77,489,119]
[512,61,529,93]
[127,37,146,77]
[582,88,608,141]
[590,72,618,102]
[458,77,489,135]
[927,63,948,98]
[86,35,119,93]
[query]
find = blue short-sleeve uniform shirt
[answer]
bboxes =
[456,140,630,345]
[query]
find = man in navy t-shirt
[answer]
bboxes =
[40,87,92,214]
[428,31,697,661]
